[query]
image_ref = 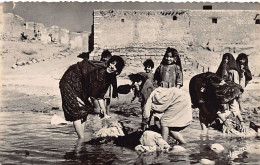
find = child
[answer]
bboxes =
[154,47,183,88]
[236,53,252,112]
[129,73,192,144]
[143,59,154,80]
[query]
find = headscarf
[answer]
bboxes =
[236,53,252,82]
[161,47,182,71]
[216,53,238,79]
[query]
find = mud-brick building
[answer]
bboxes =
[92,10,190,61]
[91,9,260,65]
[189,10,260,51]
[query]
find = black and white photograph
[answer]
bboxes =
[0,1,260,164]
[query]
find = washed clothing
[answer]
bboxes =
[154,64,183,88]
[59,59,116,121]
[135,130,170,152]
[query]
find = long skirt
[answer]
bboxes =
[59,66,93,122]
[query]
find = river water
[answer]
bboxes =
[0,106,260,165]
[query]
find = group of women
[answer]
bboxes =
[59,47,252,144]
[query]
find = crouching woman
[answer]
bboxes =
[59,55,125,139]
[128,73,192,144]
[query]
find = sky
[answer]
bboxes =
[2,2,260,32]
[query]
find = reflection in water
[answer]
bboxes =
[64,139,118,164]
[0,111,260,164]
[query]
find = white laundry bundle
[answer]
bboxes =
[93,121,125,138]
[50,114,69,125]
[135,130,170,152]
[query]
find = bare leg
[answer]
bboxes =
[105,98,111,116]
[169,130,186,144]
[200,122,208,134]
[237,95,244,112]
[81,120,86,135]
[73,120,85,139]
[162,126,169,142]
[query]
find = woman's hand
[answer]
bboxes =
[219,80,226,85]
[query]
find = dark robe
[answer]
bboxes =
[59,59,116,121]
[189,72,243,125]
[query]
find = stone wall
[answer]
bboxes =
[1,13,91,51]
[93,10,260,55]
[93,10,189,56]
[92,9,260,75]
[190,10,260,48]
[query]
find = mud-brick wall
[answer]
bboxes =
[82,31,91,52]
[70,32,83,49]
[49,26,60,44]
[190,10,260,46]
[60,28,70,45]
[2,13,25,39]
[92,10,190,62]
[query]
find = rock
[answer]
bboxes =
[210,143,224,153]
[16,61,24,66]
[51,107,59,110]
[170,145,186,152]
[31,59,38,63]
[11,64,17,69]
[200,159,215,164]
[26,61,33,65]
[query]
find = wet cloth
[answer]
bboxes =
[93,121,125,138]
[143,87,192,127]
[222,119,257,137]
[154,64,183,88]
[135,131,170,152]
[59,59,114,121]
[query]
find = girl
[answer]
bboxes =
[216,53,246,132]
[236,53,252,112]
[59,54,125,139]
[154,47,183,88]
[129,73,192,144]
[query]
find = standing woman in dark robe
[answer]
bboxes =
[154,47,183,88]
[236,53,252,112]
[59,54,125,139]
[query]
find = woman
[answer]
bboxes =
[215,53,246,132]
[189,72,244,133]
[129,73,192,144]
[154,47,183,88]
[236,53,252,112]
[59,53,125,139]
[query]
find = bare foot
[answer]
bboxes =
[101,115,111,119]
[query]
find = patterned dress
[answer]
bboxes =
[154,64,183,88]
[59,60,114,121]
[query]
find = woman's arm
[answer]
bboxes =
[176,65,183,88]
[97,98,106,115]
[153,66,161,85]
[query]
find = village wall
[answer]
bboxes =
[0,13,90,51]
